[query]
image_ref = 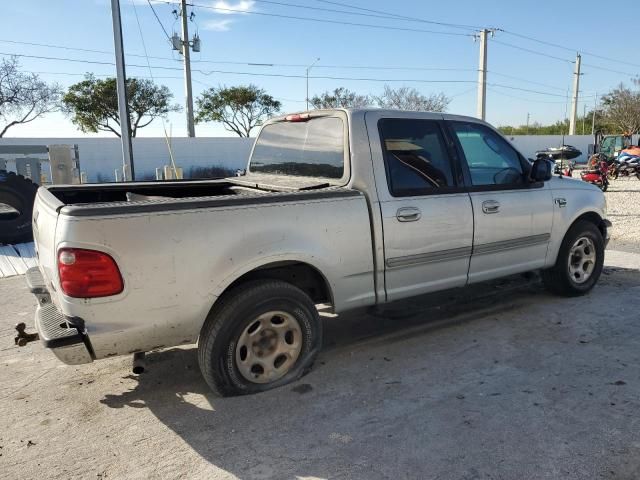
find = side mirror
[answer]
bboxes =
[530,157,553,182]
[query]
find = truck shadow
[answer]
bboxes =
[98,267,637,478]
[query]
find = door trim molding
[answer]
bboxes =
[386,246,472,269]
[472,233,551,256]
[384,233,551,269]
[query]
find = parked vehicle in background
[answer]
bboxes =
[25,109,611,396]
[581,157,610,191]
[594,132,632,162]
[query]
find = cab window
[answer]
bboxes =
[379,118,455,196]
[451,122,524,186]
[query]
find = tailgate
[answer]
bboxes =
[32,187,63,292]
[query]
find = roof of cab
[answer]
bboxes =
[271,108,487,125]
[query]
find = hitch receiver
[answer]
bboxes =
[15,322,39,347]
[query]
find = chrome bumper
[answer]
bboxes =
[26,267,94,365]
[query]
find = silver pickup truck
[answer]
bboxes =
[26,109,610,396]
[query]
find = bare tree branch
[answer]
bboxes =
[0,56,61,137]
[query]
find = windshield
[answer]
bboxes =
[249,116,345,179]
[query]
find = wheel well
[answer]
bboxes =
[573,211,607,238]
[223,261,332,305]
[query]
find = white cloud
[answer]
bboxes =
[203,19,234,31]
[212,0,255,15]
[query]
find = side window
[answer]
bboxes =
[451,122,524,186]
[379,118,455,196]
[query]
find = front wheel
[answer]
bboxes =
[198,280,322,396]
[541,220,604,296]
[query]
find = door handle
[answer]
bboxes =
[396,207,421,222]
[482,200,500,214]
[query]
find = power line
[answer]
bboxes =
[492,39,573,64]
[147,0,172,42]
[501,30,640,69]
[313,0,483,30]
[151,1,474,36]
[489,71,568,92]
[489,83,568,98]
[0,52,609,96]
[493,39,635,78]
[0,38,478,72]
[487,87,570,104]
[3,50,478,83]
[0,38,172,62]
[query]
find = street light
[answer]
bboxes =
[306,57,320,111]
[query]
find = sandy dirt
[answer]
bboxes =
[1,246,640,479]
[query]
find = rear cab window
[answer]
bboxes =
[378,118,458,197]
[249,115,347,182]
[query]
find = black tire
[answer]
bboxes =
[0,170,38,245]
[197,280,322,397]
[541,220,604,297]
[600,182,608,192]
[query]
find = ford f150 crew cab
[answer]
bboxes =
[26,109,611,396]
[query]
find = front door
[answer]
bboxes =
[448,120,553,283]
[366,112,474,302]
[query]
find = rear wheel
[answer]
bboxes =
[197,280,322,396]
[541,220,604,296]
[0,170,38,244]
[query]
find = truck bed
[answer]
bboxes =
[32,178,375,360]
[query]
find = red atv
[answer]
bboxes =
[581,155,609,191]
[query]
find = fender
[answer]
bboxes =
[545,181,607,267]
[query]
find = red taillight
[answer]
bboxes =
[57,248,123,298]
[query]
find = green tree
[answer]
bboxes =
[311,87,371,109]
[195,85,281,137]
[0,56,62,137]
[497,112,615,136]
[62,74,180,137]
[600,79,640,134]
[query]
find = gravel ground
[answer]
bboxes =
[1,248,640,480]
[603,177,640,253]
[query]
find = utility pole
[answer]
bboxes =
[526,112,530,134]
[568,52,581,135]
[475,29,490,120]
[582,104,586,135]
[110,0,135,180]
[180,0,196,137]
[306,58,320,111]
[591,93,597,135]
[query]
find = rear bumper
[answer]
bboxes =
[26,267,94,365]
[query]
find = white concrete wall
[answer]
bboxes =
[2,134,636,182]
[505,135,594,164]
[0,137,255,182]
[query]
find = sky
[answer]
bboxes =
[1,0,639,138]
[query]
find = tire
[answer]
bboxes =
[541,220,604,297]
[197,280,323,396]
[0,170,38,244]
[600,182,608,192]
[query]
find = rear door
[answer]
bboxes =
[365,112,474,302]
[448,120,553,283]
